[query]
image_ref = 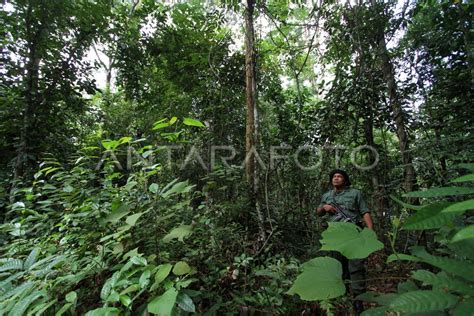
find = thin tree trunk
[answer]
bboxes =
[14,1,43,181]
[371,0,416,193]
[244,0,266,241]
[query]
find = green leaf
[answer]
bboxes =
[55,303,72,316]
[390,195,423,211]
[24,248,39,270]
[153,118,172,130]
[118,137,132,145]
[412,247,474,282]
[105,204,130,224]
[397,280,418,293]
[101,139,119,150]
[124,181,138,191]
[139,270,151,289]
[63,185,74,193]
[319,222,383,259]
[360,306,390,316]
[151,264,173,291]
[169,117,177,125]
[161,180,193,198]
[173,261,191,276]
[10,290,44,316]
[453,298,474,316]
[106,291,120,303]
[403,187,474,198]
[177,293,195,313]
[386,253,421,263]
[451,225,474,243]
[441,199,474,214]
[388,290,458,313]
[287,256,345,301]
[85,307,120,316]
[448,239,474,261]
[120,284,139,296]
[130,256,147,266]
[402,201,456,230]
[0,259,23,272]
[454,163,474,171]
[65,291,77,303]
[451,174,474,183]
[120,295,132,308]
[100,279,113,301]
[163,225,193,243]
[126,213,144,226]
[148,287,178,316]
[411,270,474,296]
[149,183,159,193]
[183,117,206,128]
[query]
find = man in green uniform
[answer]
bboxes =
[316,169,374,315]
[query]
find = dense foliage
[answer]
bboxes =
[0,0,472,315]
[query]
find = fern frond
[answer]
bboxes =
[10,290,45,316]
[0,259,23,273]
[24,248,39,271]
[0,281,34,302]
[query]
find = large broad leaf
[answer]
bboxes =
[403,187,474,198]
[148,287,178,316]
[388,290,458,313]
[451,225,474,243]
[411,270,474,296]
[411,247,474,282]
[320,222,383,259]
[163,225,193,243]
[402,201,456,230]
[440,199,474,214]
[287,256,345,301]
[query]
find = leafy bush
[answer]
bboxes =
[358,164,474,315]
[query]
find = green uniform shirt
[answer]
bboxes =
[318,188,369,222]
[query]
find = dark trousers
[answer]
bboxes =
[321,251,366,297]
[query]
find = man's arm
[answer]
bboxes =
[317,204,336,215]
[363,212,374,230]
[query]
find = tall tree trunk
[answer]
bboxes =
[371,0,416,193]
[244,0,266,241]
[14,1,43,181]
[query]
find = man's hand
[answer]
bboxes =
[323,204,337,213]
[317,204,337,215]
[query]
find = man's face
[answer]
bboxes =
[332,173,346,187]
